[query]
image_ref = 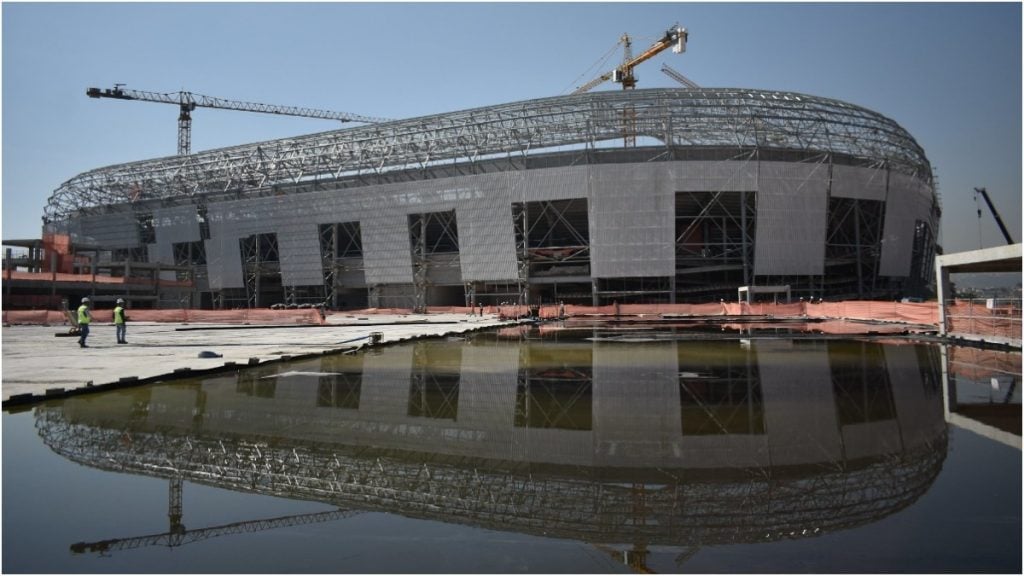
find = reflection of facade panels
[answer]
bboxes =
[829,341,901,460]
[592,342,680,466]
[757,340,844,466]
[37,338,947,547]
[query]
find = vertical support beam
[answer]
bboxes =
[51,252,58,304]
[5,248,12,308]
[851,198,860,295]
[934,255,953,337]
[741,190,750,286]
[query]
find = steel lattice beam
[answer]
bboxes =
[44,88,932,224]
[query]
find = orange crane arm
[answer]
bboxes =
[573,25,687,94]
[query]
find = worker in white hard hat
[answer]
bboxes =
[113,298,128,344]
[77,297,92,348]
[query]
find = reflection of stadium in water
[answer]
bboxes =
[37,338,947,548]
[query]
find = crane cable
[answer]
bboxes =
[565,39,618,95]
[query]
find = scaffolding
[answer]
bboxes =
[42,88,938,309]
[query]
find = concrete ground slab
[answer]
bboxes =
[2,313,512,405]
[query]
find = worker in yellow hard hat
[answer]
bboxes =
[77,297,92,348]
[113,298,128,344]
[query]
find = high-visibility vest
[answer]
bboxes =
[77,305,91,325]
[114,306,126,324]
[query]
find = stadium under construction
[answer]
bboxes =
[37,85,941,311]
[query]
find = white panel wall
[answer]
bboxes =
[880,172,924,277]
[74,211,139,249]
[520,165,589,203]
[831,164,887,201]
[754,161,830,276]
[151,205,201,266]
[157,158,933,292]
[668,158,759,192]
[757,341,843,465]
[589,164,675,278]
[457,172,519,282]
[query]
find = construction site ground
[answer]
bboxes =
[1,313,511,406]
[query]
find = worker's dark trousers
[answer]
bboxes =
[116,324,126,343]
[78,324,90,346]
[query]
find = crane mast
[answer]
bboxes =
[87,85,391,155]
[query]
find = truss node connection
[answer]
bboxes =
[45,88,930,223]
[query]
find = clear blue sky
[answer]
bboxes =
[2,2,1021,258]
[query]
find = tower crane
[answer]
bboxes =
[572,24,688,94]
[572,24,688,147]
[973,187,1015,245]
[87,84,392,155]
[70,476,362,555]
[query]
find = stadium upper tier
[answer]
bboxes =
[44,87,930,222]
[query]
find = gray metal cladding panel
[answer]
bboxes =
[520,165,589,203]
[153,205,202,245]
[151,205,202,266]
[457,344,519,428]
[74,211,140,249]
[667,159,759,192]
[277,224,323,286]
[205,202,247,289]
[455,172,519,282]
[753,161,829,276]
[879,173,936,277]
[831,164,887,201]
[589,164,675,278]
[361,215,415,284]
[592,342,680,454]
[755,341,843,465]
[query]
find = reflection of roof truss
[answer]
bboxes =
[36,408,945,547]
[44,88,931,222]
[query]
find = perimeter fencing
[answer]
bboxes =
[9,301,1014,339]
[942,299,1022,343]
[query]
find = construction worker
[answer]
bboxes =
[113,298,128,344]
[77,297,92,348]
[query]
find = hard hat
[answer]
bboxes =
[81,297,90,303]
[116,298,125,304]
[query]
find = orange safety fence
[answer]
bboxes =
[2,310,70,325]
[497,301,941,325]
[944,300,1022,341]
[948,346,1022,381]
[3,308,325,326]
[0,300,954,329]
[3,270,193,288]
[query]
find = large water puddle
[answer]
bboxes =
[3,328,1020,573]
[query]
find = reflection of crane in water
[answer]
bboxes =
[71,477,360,555]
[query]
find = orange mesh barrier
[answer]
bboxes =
[3,270,192,288]
[948,347,1023,381]
[3,308,324,325]
[128,308,325,325]
[2,310,71,325]
[42,233,73,273]
[944,300,1022,341]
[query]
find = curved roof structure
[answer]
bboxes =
[44,88,931,222]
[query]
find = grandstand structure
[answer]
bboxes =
[43,88,940,309]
